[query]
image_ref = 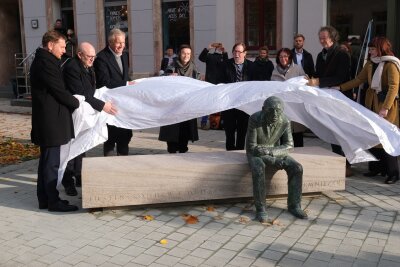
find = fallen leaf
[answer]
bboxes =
[142,215,154,221]
[214,215,223,220]
[206,206,215,212]
[181,214,199,224]
[238,216,250,224]
[160,239,168,245]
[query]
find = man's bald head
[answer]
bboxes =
[77,42,96,68]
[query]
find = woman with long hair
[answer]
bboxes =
[340,36,400,184]
[159,44,200,153]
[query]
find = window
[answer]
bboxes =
[162,0,190,53]
[245,0,277,51]
[104,0,128,49]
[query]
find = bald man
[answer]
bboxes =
[62,42,116,195]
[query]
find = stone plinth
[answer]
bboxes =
[82,147,345,208]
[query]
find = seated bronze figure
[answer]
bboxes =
[246,96,308,222]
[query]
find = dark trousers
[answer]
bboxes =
[368,147,399,177]
[104,124,133,156]
[292,132,304,147]
[37,146,61,205]
[331,144,351,167]
[62,153,84,187]
[221,108,249,150]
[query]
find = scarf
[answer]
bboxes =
[276,63,291,76]
[370,56,400,93]
[175,60,196,78]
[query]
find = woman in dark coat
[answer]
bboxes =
[159,44,200,153]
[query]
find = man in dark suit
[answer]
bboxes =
[94,29,134,156]
[291,34,315,78]
[62,42,117,195]
[221,43,253,151]
[30,30,80,212]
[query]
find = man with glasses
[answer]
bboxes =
[62,42,117,195]
[221,43,254,150]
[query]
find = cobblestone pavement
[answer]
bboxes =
[0,99,399,267]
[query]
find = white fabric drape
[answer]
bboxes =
[58,76,400,185]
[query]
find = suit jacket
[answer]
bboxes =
[315,44,351,87]
[292,48,315,78]
[198,48,228,84]
[222,58,253,83]
[30,48,79,147]
[63,57,105,112]
[246,110,293,158]
[94,47,129,89]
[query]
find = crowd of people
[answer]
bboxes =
[30,20,399,213]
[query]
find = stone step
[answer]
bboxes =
[82,147,346,208]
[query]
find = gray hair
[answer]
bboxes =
[108,28,125,44]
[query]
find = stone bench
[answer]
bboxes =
[82,146,345,208]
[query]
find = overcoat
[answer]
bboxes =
[30,48,79,147]
[341,60,399,126]
[63,57,105,111]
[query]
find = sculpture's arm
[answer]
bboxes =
[268,123,293,157]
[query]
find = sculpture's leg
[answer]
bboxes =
[249,156,268,222]
[284,156,308,219]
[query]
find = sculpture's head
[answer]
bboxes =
[262,96,284,123]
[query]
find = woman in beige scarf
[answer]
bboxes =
[340,37,400,184]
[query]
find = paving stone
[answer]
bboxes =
[228,256,255,266]
[121,245,146,257]
[177,240,202,251]
[190,247,214,259]
[167,247,191,258]
[260,249,284,260]
[131,253,157,265]
[144,245,169,257]
[167,232,187,242]
[251,257,277,267]
[278,257,305,267]
[178,255,205,267]
[200,240,224,250]
[107,253,134,266]
[83,253,110,265]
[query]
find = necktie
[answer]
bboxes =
[235,64,242,82]
[115,55,123,74]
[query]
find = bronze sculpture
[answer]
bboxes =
[246,96,308,222]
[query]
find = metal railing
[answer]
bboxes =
[14,50,36,99]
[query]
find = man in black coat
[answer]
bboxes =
[198,42,228,129]
[62,42,117,195]
[221,43,253,150]
[291,34,315,78]
[307,26,352,176]
[160,45,177,73]
[94,29,134,156]
[30,30,80,212]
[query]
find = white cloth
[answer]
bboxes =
[370,56,400,93]
[58,76,400,185]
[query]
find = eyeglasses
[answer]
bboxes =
[279,55,289,58]
[82,54,96,60]
[233,50,245,54]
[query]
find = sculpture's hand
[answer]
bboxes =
[274,157,287,170]
[253,146,271,157]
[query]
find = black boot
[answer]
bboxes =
[255,207,268,223]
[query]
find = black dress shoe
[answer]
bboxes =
[48,201,78,212]
[65,185,78,196]
[385,175,399,184]
[39,199,69,209]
